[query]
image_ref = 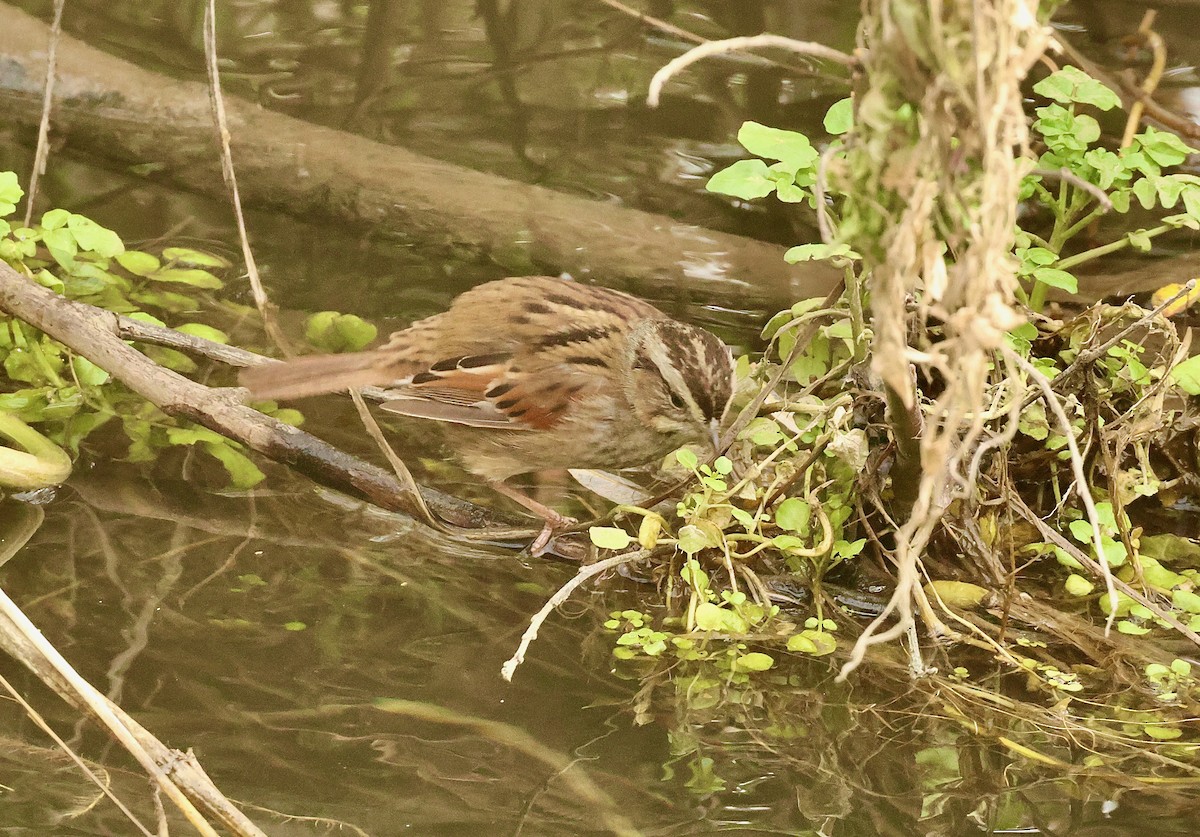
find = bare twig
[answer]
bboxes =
[1003,345,1119,631]
[0,587,232,836]
[113,316,398,405]
[0,672,155,836]
[501,550,646,681]
[349,388,443,531]
[1031,167,1113,212]
[116,314,267,368]
[596,0,704,44]
[1007,490,1200,649]
[1051,279,1197,391]
[1120,11,1165,149]
[647,34,856,107]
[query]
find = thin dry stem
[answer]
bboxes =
[1004,345,1119,630]
[596,0,704,44]
[23,0,64,228]
[647,34,856,107]
[0,587,227,836]
[348,388,442,531]
[1120,11,1164,149]
[0,672,155,836]
[202,0,287,353]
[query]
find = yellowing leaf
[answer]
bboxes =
[733,652,775,672]
[1152,281,1200,317]
[925,580,989,609]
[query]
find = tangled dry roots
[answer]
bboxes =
[834,1,1049,674]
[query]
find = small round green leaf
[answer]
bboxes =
[0,171,24,215]
[775,497,811,533]
[737,122,819,166]
[1144,724,1182,740]
[787,629,837,656]
[116,251,162,276]
[677,524,711,555]
[176,323,230,344]
[1031,267,1078,293]
[162,247,232,268]
[588,526,632,551]
[304,311,378,352]
[1170,355,1200,395]
[149,268,224,289]
[40,208,70,230]
[823,97,853,135]
[71,356,110,387]
[67,215,124,257]
[1064,574,1094,597]
[733,652,774,672]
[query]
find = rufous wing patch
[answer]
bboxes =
[383,351,596,431]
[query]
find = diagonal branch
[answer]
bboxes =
[0,262,495,529]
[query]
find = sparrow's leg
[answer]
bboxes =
[488,480,576,556]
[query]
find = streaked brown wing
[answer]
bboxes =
[381,343,605,431]
[377,277,646,431]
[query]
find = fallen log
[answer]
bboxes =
[0,4,841,308]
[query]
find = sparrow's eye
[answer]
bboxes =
[668,390,685,410]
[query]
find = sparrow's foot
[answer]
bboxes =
[529,510,579,557]
[488,480,576,556]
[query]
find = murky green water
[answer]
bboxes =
[0,1,1197,834]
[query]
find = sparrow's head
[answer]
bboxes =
[624,319,734,450]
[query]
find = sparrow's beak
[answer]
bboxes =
[709,418,722,453]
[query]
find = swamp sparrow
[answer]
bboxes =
[239,275,734,553]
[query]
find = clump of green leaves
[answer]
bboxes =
[304,311,377,352]
[1018,66,1200,309]
[0,173,269,487]
[590,353,866,661]
[1145,659,1194,704]
[602,572,781,674]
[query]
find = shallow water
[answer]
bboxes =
[0,1,1198,835]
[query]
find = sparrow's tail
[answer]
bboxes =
[238,351,411,402]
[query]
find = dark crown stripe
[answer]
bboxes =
[545,291,648,318]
